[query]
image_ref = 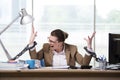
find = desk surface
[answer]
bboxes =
[0,68,120,77]
[0,68,120,80]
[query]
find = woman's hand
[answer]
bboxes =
[84,31,96,49]
[29,26,37,45]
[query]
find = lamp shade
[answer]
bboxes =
[20,8,34,25]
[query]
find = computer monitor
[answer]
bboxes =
[109,33,120,64]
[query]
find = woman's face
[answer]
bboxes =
[48,35,62,50]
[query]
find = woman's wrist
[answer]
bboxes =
[87,44,92,50]
[29,41,34,45]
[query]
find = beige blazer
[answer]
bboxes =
[29,43,92,67]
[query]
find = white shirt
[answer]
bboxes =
[52,50,67,67]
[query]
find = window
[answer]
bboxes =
[0,0,32,61]
[33,0,94,65]
[0,0,120,66]
[96,0,120,63]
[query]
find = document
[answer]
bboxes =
[52,66,69,69]
[0,62,19,70]
[0,62,28,70]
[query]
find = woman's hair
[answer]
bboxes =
[51,29,68,42]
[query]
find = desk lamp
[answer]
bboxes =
[0,8,34,60]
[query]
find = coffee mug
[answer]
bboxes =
[26,59,35,69]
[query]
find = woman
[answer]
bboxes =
[29,26,96,67]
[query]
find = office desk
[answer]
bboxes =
[0,68,120,80]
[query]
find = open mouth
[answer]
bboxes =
[50,45,54,47]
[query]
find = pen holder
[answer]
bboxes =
[99,61,106,70]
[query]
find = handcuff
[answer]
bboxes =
[11,41,37,60]
[84,46,100,62]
